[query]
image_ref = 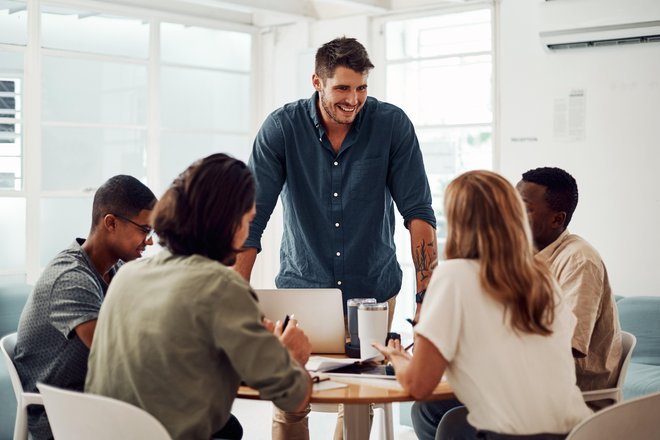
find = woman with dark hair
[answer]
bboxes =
[375,170,592,440]
[86,153,312,440]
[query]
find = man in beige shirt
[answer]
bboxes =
[517,167,622,397]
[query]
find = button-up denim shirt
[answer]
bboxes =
[245,93,435,306]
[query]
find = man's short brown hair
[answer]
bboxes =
[315,37,374,80]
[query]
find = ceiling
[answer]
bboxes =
[97,0,482,27]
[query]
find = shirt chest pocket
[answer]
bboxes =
[349,159,386,202]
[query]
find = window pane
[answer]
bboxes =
[418,126,492,238]
[387,56,492,126]
[161,23,251,71]
[41,126,147,191]
[161,67,249,132]
[386,9,491,60]
[0,1,27,45]
[40,197,92,266]
[0,197,25,270]
[42,56,147,125]
[41,6,148,58]
[160,132,250,189]
[0,50,23,191]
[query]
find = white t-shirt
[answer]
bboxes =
[416,259,592,435]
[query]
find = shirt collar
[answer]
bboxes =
[537,229,570,260]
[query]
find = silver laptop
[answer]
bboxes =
[254,288,345,354]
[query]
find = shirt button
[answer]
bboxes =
[337,281,342,286]
[336,252,341,256]
[333,192,338,197]
[334,161,339,166]
[335,222,340,227]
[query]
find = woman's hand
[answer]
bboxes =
[373,338,412,364]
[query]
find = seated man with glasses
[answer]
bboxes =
[13,175,157,440]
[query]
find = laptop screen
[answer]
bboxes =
[254,288,345,354]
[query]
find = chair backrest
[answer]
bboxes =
[616,331,636,389]
[1,333,24,403]
[617,296,660,365]
[567,390,660,439]
[37,383,172,440]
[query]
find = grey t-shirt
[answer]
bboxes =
[14,238,119,440]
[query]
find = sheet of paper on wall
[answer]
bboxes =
[554,88,586,142]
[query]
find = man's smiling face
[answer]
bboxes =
[314,66,368,127]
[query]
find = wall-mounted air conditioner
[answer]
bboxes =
[539,0,660,50]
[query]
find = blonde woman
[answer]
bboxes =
[375,170,591,440]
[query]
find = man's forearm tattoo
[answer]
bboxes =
[414,239,436,282]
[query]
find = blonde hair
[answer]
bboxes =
[444,170,556,335]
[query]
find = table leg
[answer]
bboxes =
[343,403,370,440]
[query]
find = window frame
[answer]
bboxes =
[0,0,260,281]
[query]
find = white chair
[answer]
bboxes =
[37,382,172,440]
[311,402,394,440]
[567,390,660,439]
[1,332,43,440]
[582,331,636,405]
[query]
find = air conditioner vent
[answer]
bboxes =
[540,0,660,50]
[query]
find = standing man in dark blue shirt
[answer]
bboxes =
[234,37,437,440]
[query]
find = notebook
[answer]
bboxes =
[254,288,345,354]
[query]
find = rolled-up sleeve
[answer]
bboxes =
[244,114,287,252]
[386,111,436,230]
[211,279,309,411]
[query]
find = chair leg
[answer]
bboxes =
[14,405,29,440]
[381,403,394,440]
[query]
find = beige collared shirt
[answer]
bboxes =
[537,230,622,391]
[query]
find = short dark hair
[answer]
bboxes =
[91,175,157,230]
[152,153,255,265]
[521,167,579,227]
[315,37,374,80]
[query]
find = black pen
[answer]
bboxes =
[282,314,292,331]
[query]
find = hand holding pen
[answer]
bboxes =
[276,314,311,366]
[282,314,292,331]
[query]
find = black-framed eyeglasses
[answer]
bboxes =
[113,213,155,241]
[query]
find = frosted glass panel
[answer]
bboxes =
[42,7,148,58]
[0,197,25,270]
[161,23,251,71]
[0,2,27,45]
[0,49,23,73]
[42,56,147,124]
[160,132,250,189]
[386,9,491,60]
[40,197,92,265]
[387,56,492,126]
[41,126,147,191]
[161,67,249,132]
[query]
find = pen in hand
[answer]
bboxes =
[282,314,293,331]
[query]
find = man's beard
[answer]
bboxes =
[320,92,354,125]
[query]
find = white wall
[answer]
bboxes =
[497,0,660,296]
